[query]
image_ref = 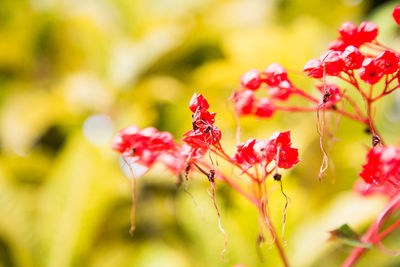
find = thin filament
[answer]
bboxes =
[122,157,137,235]
[317,67,329,181]
[208,181,228,261]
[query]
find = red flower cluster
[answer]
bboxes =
[303,21,400,84]
[111,126,175,167]
[231,131,299,172]
[232,63,299,118]
[111,93,226,176]
[183,93,222,152]
[359,146,400,195]
[304,49,400,85]
[328,21,378,51]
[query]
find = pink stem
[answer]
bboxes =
[342,193,400,267]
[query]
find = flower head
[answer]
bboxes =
[267,80,293,100]
[262,63,288,86]
[240,69,262,90]
[189,93,209,112]
[393,6,400,25]
[111,126,175,167]
[341,45,364,70]
[375,50,399,75]
[359,58,384,84]
[232,131,299,171]
[358,21,378,44]
[320,50,344,76]
[255,97,275,118]
[231,89,255,115]
[360,146,400,195]
[303,58,323,78]
[339,21,359,45]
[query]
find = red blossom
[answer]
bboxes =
[231,139,261,170]
[189,93,209,112]
[360,146,400,195]
[320,50,344,76]
[341,45,365,70]
[354,179,394,197]
[231,89,255,115]
[266,131,300,169]
[192,108,216,129]
[393,6,400,25]
[327,39,348,52]
[359,58,384,84]
[262,63,288,86]
[339,21,359,44]
[232,131,299,171]
[375,50,399,75]
[111,126,175,167]
[185,93,222,150]
[358,21,378,44]
[267,80,293,100]
[182,127,222,149]
[255,97,275,118]
[303,58,323,78]
[240,69,262,90]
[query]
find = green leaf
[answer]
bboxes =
[329,224,373,249]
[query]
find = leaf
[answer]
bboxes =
[328,224,373,248]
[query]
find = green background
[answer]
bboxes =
[0,0,400,266]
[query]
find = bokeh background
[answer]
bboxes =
[1,0,400,266]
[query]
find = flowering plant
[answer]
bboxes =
[112,6,400,267]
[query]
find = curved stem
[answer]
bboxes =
[342,193,400,267]
[210,147,259,182]
[259,206,291,267]
[292,87,319,103]
[275,106,368,125]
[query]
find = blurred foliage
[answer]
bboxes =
[1,0,400,266]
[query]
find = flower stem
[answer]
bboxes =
[260,206,291,267]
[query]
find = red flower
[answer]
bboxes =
[262,63,288,86]
[231,89,255,115]
[189,93,209,112]
[185,93,222,150]
[267,80,293,100]
[375,50,399,75]
[240,69,261,90]
[255,98,275,118]
[111,126,175,167]
[393,6,400,25]
[339,21,359,44]
[303,58,323,78]
[327,39,348,52]
[320,50,343,76]
[354,179,394,197]
[192,108,216,129]
[232,132,299,171]
[359,58,384,84]
[231,139,261,171]
[266,131,300,169]
[359,146,400,194]
[182,126,221,149]
[341,45,365,70]
[358,21,378,44]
